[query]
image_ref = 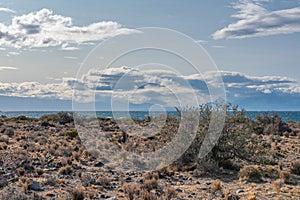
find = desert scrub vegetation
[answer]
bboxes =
[177,103,277,173]
[291,160,300,175]
[41,111,74,124]
[253,112,291,135]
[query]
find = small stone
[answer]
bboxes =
[0,177,8,187]
[236,189,244,194]
[4,128,14,137]
[94,161,104,167]
[125,177,132,183]
[29,180,41,191]
[176,188,183,193]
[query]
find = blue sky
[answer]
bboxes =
[0,0,300,110]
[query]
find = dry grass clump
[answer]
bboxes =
[238,165,262,182]
[71,186,85,200]
[279,170,291,183]
[35,167,43,176]
[290,160,300,175]
[163,187,177,200]
[123,183,140,200]
[97,174,111,188]
[272,179,283,194]
[140,188,158,200]
[65,130,79,139]
[143,178,159,191]
[210,180,222,193]
[59,165,73,175]
[18,167,25,176]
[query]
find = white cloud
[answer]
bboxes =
[0,66,18,71]
[212,45,226,48]
[0,67,299,109]
[0,8,139,49]
[64,56,78,60]
[0,7,16,14]
[213,0,300,39]
[195,40,208,44]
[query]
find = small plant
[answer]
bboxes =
[65,130,78,139]
[291,160,300,175]
[163,187,177,200]
[35,167,43,176]
[18,167,25,176]
[210,180,222,192]
[140,188,158,200]
[97,175,111,188]
[59,165,73,175]
[142,178,158,191]
[123,183,139,200]
[238,165,262,182]
[279,170,291,183]
[72,186,85,200]
[272,179,283,194]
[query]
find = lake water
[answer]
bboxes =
[1,111,300,122]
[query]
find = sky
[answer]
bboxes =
[0,0,300,111]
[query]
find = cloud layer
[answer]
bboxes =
[0,66,18,71]
[213,0,300,39]
[0,7,16,14]
[0,66,299,110]
[0,8,139,49]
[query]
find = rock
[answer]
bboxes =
[176,188,183,193]
[107,197,117,200]
[29,180,41,191]
[41,121,54,127]
[4,128,14,137]
[262,141,271,148]
[94,161,104,167]
[236,189,244,194]
[124,177,132,183]
[0,177,8,187]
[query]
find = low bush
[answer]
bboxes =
[279,170,291,183]
[41,112,73,124]
[177,104,275,172]
[238,165,262,182]
[291,160,300,175]
[64,130,79,139]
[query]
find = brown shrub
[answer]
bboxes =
[291,160,300,175]
[59,165,73,175]
[18,167,25,176]
[211,180,222,193]
[279,170,291,183]
[238,165,262,182]
[72,186,84,200]
[163,187,177,200]
[123,183,139,200]
[97,175,111,188]
[272,179,283,194]
[140,189,158,200]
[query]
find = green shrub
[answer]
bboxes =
[64,130,79,139]
[177,103,275,172]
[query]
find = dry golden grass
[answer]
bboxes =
[238,165,262,182]
[210,180,222,193]
[279,170,291,183]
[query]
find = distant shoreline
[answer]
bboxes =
[1,110,300,122]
